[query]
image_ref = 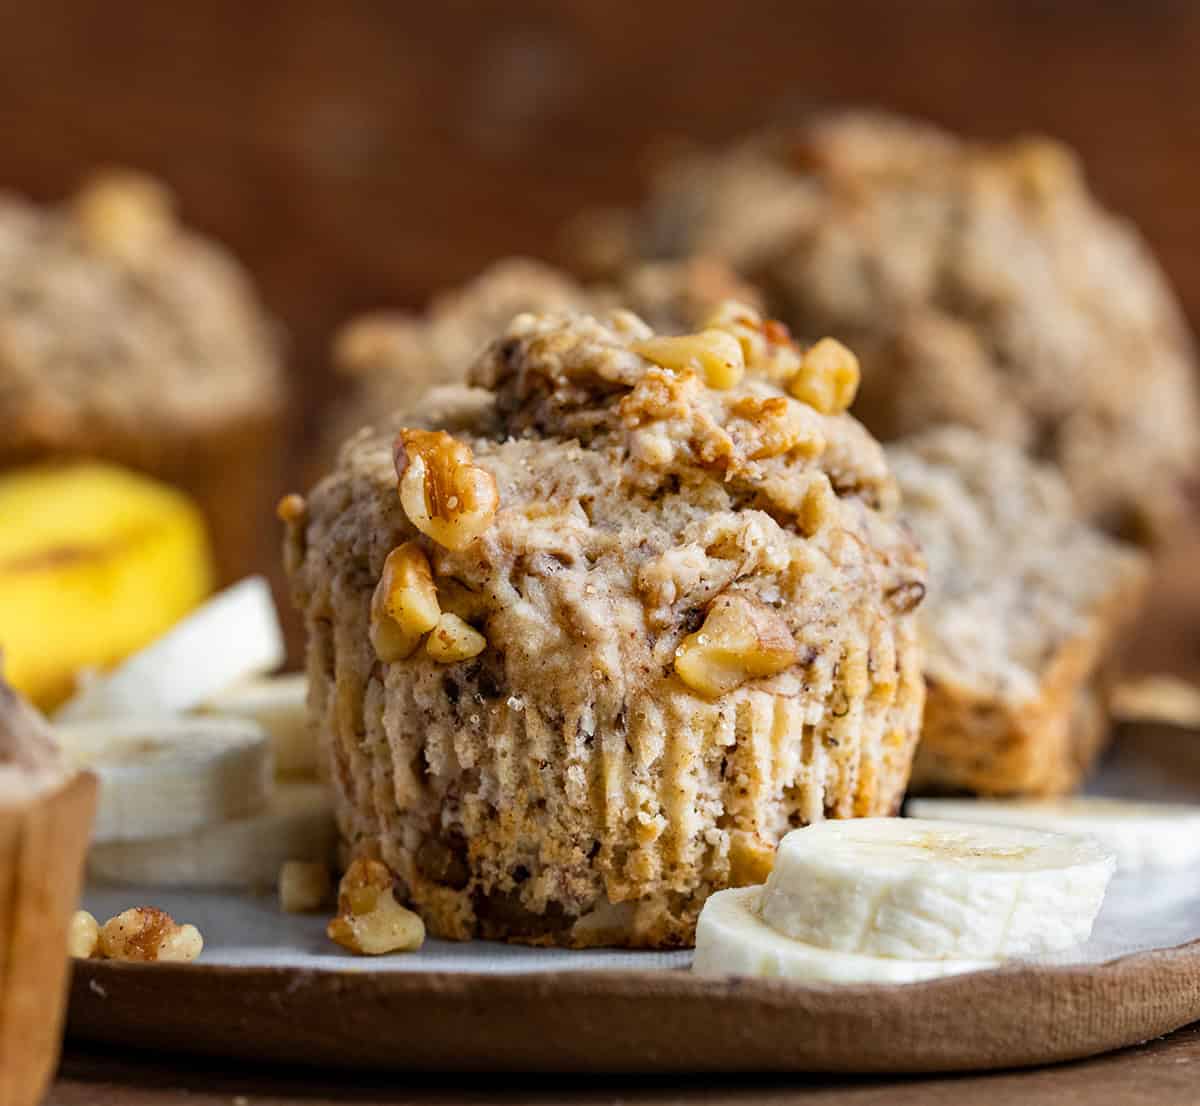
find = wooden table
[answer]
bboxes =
[44,1024,1200,1105]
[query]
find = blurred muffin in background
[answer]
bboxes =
[573,110,1200,540]
[0,170,285,583]
[328,255,759,454]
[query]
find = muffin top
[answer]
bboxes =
[330,256,759,448]
[888,426,1148,706]
[0,171,282,459]
[302,302,923,722]
[597,110,1200,537]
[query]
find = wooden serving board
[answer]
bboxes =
[66,936,1200,1074]
[63,720,1200,1075]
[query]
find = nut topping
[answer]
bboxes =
[632,328,746,390]
[72,170,176,266]
[425,612,487,664]
[327,858,425,955]
[674,593,799,698]
[788,338,861,415]
[370,541,441,662]
[395,429,499,550]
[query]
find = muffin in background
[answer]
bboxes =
[286,303,926,948]
[0,170,284,584]
[328,255,759,455]
[575,110,1200,540]
[888,427,1149,797]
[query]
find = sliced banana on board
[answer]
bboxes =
[201,673,314,780]
[55,576,285,722]
[906,797,1200,873]
[57,716,272,843]
[87,783,336,890]
[693,887,1000,983]
[760,818,1114,961]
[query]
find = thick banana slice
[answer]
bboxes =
[693,887,999,983]
[201,673,314,780]
[0,462,213,710]
[56,716,272,843]
[761,818,1114,960]
[907,797,1200,872]
[87,783,335,889]
[56,577,285,722]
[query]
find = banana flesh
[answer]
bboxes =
[57,715,272,844]
[693,887,1000,982]
[907,797,1200,872]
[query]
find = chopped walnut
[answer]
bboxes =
[98,907,203,963]
[674,593,799,698]
[632,328,745,390]
[370,541,441,661]
[395,429,499,550]
[327,858,425,955]
[704,301,802,383]
[788,338,861,415]
[279,860,333,914]
[67,910,100,959]
[425,612,487,664]
[72,170,176,266]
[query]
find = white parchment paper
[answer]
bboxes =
[81,727,1200,975]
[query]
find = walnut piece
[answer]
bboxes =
[674,593,799,698]
[67,910,100,959]
[633,328,746,390]
[704,301,803,383]
[370,541,441,662]
[72,170,176,266]
[395,429,499,550]
[425,612,487,664]
[788,338,861,415]
[327,858,425,955]
[98,907,203,963]
[279,860,333,914]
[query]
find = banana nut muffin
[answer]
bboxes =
[286,302,926,948]
[586,110,1200,539]
[889,427,1149,797]
[328,255,758,451]
[0,170,284,582]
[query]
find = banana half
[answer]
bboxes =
[761,818,1115,961]
[0,462,214,710]
[693,887,1000,983]
[907,797,1200,873]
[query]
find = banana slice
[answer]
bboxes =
[906,797,1200,872]
[201,673,315,780]
[0,462,214,710]
[693,888,1000,983]
[56,716,272,843]
[761,818,1114,960]
[56,577,285,722]
[87,783,336,889]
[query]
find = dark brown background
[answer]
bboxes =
[3,0,1198,487]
